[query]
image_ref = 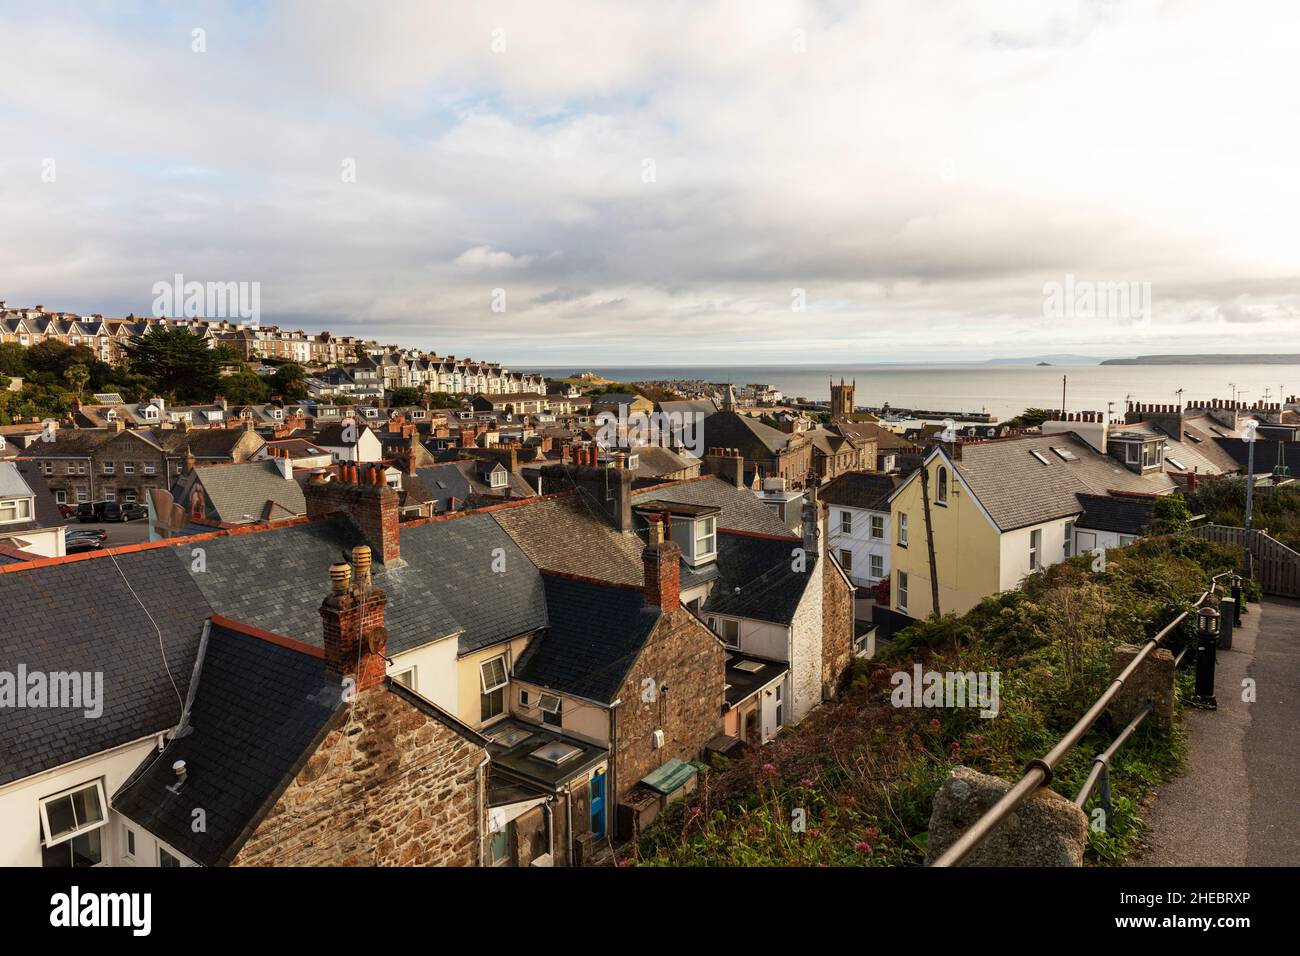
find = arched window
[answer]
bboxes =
[936,466,949,504]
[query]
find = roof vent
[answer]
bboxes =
[172,760,187,783]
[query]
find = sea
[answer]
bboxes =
[528,363,1300,423]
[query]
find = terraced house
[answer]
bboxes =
[885,416,1235,621]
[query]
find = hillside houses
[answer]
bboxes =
[0,450,857,867]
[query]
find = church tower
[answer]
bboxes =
[829,377,856,418]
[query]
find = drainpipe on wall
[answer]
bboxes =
[608,699,621,843]
[475,751,490,866]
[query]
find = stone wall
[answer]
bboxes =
[232,685,487,866]
[820,551,855,700]
[612,608,725,821]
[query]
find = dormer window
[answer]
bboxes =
[489,469,507,489]
[693,515,716,560]
[0,496,33,524]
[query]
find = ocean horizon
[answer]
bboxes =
[524,363,1300,421]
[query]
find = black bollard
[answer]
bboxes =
[1219,597,1236,651]
[1195,606,1220,708]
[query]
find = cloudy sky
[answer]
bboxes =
[2,0,1298,365]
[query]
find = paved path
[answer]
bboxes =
[1133,597,1300,866]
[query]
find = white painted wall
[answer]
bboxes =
[389,637,458,712]
[826,505,889,586]
[0,733,186,867]
[997,517,1075,591]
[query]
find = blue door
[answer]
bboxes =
[590,771,606,839]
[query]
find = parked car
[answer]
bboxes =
[65,527,108,543]
[101,501,147,522]
[58,503,77,519]
[75,502,105,522]
[64,533,105,554]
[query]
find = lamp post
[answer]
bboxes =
[1195,605,1220,707]
[1243,419,1257,581]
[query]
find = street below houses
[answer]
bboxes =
[63,517,152,548]
[1132,597,1300,866]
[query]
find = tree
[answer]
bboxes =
[1150,494,1194,535]
[121,327,224,402]
[389,386,423,407]
[271,362,308,400]
[218,369,269,405]
[1006,407,1055,429]
[0,342,27,376]
[64,364,90,401]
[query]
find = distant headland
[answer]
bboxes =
[1100,354,1300,366]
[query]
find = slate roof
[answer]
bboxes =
[512,574,660,703]
[819,471,902,512]
[413,460,533,511]
[185,460,308,522]
[703,531,815,626]
[158,429,260,460]
[0,548,211,786]
[947,433,1174,532]
[112,620,345,866]
[492,493,644,587]
[632,476,793,536]
[1213,436,1300,476]
[1074,493,1156,535]
[177,513,548,657]
[700,410,792,458]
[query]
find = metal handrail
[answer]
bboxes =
[929,571,1234,867]
[1073,704,1153,819]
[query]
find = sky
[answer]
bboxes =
[1,0,1298,366]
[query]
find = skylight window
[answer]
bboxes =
[538,694,562,715]
[1030,450,1051,465]
[530,741,582,765]
[733,660,765,674]
[1051,447,1078,462]
[1168,457,1187,471]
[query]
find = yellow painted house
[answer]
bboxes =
[887,432,1178,619]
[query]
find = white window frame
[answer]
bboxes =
[839,548,853,572]
[0,497,32,523]
[870,514,884,539]
[936,467,948,504]
[870,553,884,579]
[38,780,108,849]
[123,462,135,474]
[479,656,508,695]
[1029,528,1042,571]
[392,667,416,689]
[840,510,852,534]
[143,463,156,475]
[897,570,909,612]
[898,512,908,547]
[693,515,716,560]
[1064,521,1075,558]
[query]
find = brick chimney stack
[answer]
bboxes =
[320,545,388,692]
[305,465,402,564]
[642,514,681,611]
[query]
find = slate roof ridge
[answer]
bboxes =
[208,612,325,659]
[0,513,322,575]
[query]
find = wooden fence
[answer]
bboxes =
[1190,524,1300,598]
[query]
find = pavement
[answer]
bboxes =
[1132,596,1300,866]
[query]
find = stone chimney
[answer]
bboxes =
[305,464,402,564]
[320,545,389,692]
[702,447,745,488]
[642,515,681,611]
